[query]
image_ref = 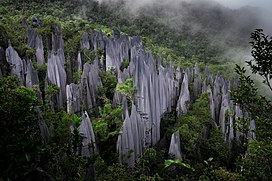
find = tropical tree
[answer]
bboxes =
[0,76,42,180]
[247,29,272,91]
[231,29,272,180]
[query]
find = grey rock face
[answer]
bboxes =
[80,32,90,50]
[176,66,182,81]
[176,68,190,116]
[169,131,183,161]
[130,36,142,47]
[117,112,135,167]
[105,35,130,71]
[35,35,45,65]
[91,30,105,52]
[77,51,83,72]
[25,59,39,89]
[116,35,181,165]
[112,88,124,107]
[207,85,215,120]
[106,39,120,70]
[52,33,64,53]
[27,29,36,48]
[80,60,101,113]
[202,78,207,93]
[117,104,144,167]
[6,45,24,82]
[203,66,214,91]
[5,28,255,167]
[46,52,67,109]
[201,69,251,145]
[213,72,223,123]
[79,111,97,157]
[20,19,28,29]
[132,49,160,147]
[193,64,201,100]
[226,110,234,144]
[66,83,80,114]
[219,82,230,141]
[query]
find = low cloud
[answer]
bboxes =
[97,0,271,32]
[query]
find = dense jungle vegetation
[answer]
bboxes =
[0,0,272,180]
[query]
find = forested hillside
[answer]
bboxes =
[0,0,272,180]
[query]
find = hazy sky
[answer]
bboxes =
[97,0,271,10]
[112,0,271,10]
[215,0,271,9]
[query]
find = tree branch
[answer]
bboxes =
[265,75,272,92]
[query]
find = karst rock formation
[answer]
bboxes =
[1,24,255,167]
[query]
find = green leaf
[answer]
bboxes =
[164,159,195,171]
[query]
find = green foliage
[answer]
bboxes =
[42,111,87,181]
[177,93,213,154]
[164,159,195,171]
[120,58,130,71]
[93,103,122,142]
[139,148,158,168]
[72,113,82,127]
[116,78,137,102]
[200,129,230,167]
[0,76,42,180]
[82,48,96,64]
[32,63,47,102]
[35,15,56,37]
[231,65,272,140]
[211,168,241,181]
[97,47,105,60]
[46,84,60,95]
[98,69,117,101]
[231,65,272,178]
[97,163,137,180]
[240,140,272,180]
[45,84,60,110]
[72,70,83,84]
[0,16,27,54]
[139,174,163,181]
[172,93,231,179]
[43,111,72,148]
[0,78,86,180]
[230,30,272,180]
[99,25,113,38]
[92,101,122,164]
[248,29,272,91]
[138,148,166,178]
[160,111,177,140]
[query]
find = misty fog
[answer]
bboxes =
[97,0,272,33]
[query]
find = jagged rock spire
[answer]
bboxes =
[5,45,24,83]
[78,111,97,157]
[176,68,190,116]
[169,131,183,161]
